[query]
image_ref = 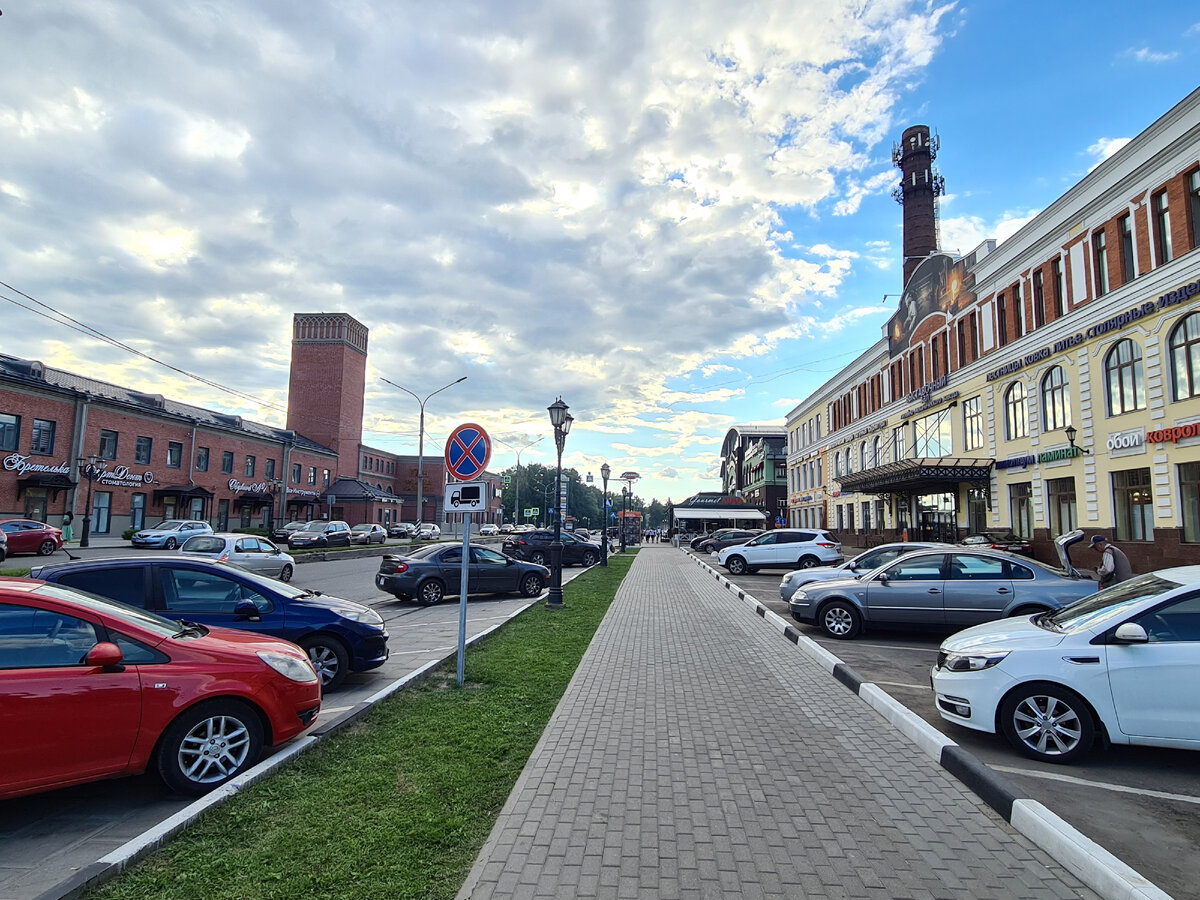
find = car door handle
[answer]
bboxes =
[996,588,1010,594]
[927,588,941,594]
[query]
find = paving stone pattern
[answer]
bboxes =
[458,546,1098,899]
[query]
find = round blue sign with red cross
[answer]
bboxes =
[445,423,492,481]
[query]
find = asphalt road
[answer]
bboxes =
[0,545,591,900]
[700,550,1200,900]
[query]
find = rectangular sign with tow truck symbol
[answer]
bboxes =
[444,481,485,510]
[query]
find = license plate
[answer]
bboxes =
[375,576,385,587]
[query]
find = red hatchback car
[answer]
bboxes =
[0,579,321,800]
[0,519,64,557]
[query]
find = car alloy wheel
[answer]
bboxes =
[278,564,293,582]
[818,600,861,639]
[797,555,819,569]
[1000,683,1094,763]
[519,572,544,598]
[530,551,548,566]
[726,556,748,576]
[581,550,597,566]
[418,579,446,606]
[300,635,350,689]
[38,539,57,556]
[164,537,177,550]
[157,700,263,795]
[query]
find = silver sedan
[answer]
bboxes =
[779,542,953,603]
[180,533,296,581]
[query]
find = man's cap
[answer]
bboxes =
[1090,534,1108,546]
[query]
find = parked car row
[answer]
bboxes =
[501,530,602,567]
[0,519,63,559]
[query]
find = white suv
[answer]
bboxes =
[717,529,842,575]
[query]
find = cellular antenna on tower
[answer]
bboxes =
[892,125,946,288]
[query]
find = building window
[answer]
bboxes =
[196,447,210,472]
[997,293,1008,347]
[1169,312,1200,402]
[1092,229,1108,296]
[135,436,153,465]
[1009,483,1033,539]
[914,408,952,457]
[322,468,331,486]
[963,396,984,452]
[1004,382,1028,440]
[0,413,17,452]
[1154,190,1173,265]
[1032,270,1046,329]
[872,436,881,469]
[30,419,55,455]
[92,491,112,534]
[1112,468,1154,541]
[222,451,234,474]
[1052,258,1065,317]
[1012,284,1024,335]
[1046,477,1077,539]
[130,493,147,531]
[1182,462,1200,543]
[1120,214,1135,284]
[98,429,118,460]
[1105,339,1146,416]
[244,455,256,478]
[292,462,302,483]
[1190,170,1200,250]
[1041,366,1071,433]
[265,458,276,480]
[167,441,183,468]
[892,425,906,462]
[308,466,317,485]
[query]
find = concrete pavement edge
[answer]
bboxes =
[683,549,1174,900]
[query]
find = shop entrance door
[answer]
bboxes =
[23,491,47,522]
[917,492,957,542]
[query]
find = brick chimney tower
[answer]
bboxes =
[286,312,368,466]
[893,125,946,287]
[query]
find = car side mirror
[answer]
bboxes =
[1113,622,1149,643]
[876,572,889,584]
[86,641,124,669]
[234,599,262,622]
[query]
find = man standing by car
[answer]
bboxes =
[1091,535,1132,588]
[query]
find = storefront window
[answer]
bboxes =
[92,491,112,534]
[917,492,956,542]
[1009,483,1033,539]
[1113,468,1154,542]
[966,488,988,535]
[914,408,952,457]
[217,499,229,531]
[1180,462,1199,543]
[130,493,146,531]
[1046,477,1077,538]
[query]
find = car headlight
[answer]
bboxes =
[792,590,808,602]
[258,650,319,684]
[941,651,1010,672]
[340,604,385,627]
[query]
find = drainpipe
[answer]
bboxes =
[69,393,91,518]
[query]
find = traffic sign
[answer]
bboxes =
[445,423,492,481]
[444,480,485,511]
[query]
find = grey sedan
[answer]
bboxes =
[180,533,296,581]
[788,547,1095,639]
[779,541,953,603]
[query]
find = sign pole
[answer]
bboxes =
[457,510,470,686]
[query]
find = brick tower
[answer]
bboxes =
[286,313,368,466]
[892,125,946,287]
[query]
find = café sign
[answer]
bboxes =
[229,478,270,494]
[95,465,155,487]
[3,454,70,476]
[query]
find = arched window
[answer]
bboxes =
[1005,382,1028,440]
[859,440,868,470]
[834,452,843,477]
[1041,366,1072,433]
[1105,339,1146,416]
[872,435,882,467]
[843,449,853,475]
[1169,312,1200,401]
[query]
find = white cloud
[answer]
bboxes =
[1086,137,1132,171]
[1122,47,1179,64]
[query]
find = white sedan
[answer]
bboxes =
[479,524,500,536]
[931,566,1200,763]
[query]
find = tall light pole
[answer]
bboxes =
[619,470,640,551]
[381,376,466,526]
[75,455,104,548]
[496,435,544,528]
[600,462,611,567]
[546,398,573,610]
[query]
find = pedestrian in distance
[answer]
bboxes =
[61,511,74,543]
[1091,534,1132,589]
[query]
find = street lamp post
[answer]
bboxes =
[619,471,640,551]
[75,455,104,549]
[496,435,545,528]
[546,398,573,610]
[600,462,610,567]
[381,376,466,528]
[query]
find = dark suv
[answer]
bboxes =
[287,520,352,550]
[502,530,601,567]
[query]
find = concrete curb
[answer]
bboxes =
[34,592,546,900]
[683,549,1173,900]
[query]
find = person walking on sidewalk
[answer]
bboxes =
[1091,534,1132,589]
[61,511,74,543]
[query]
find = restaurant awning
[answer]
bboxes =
[836,457,994,494]
[16,473,76,497]
[673,507,767,521]
[153,485,215,503]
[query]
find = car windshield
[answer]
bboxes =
[32,583,183,638]
[352,525,372,532]
[149,520,187,531]
[401,544,447,560]
[299,521,328,532]
[1044,573,1186,633]
[207,560,311,599]
[181,536,225,552]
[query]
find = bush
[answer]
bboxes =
[122,528,136,541]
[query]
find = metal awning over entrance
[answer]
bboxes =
[152,485,215,503]
[673,507,767,522]
[836,457,994,494]
[17,474,76,497]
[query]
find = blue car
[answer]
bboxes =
[32,556,389,689]
[130,519,213,549]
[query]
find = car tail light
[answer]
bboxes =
[817,542,836,548]
[990,543,1005,550]
[219,553,229,561]
[393,562,408,574]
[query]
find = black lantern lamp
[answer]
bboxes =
[546,398,572,609]
[75,455,105,549]
[1064,425,1090,455]
[599,462,611,567]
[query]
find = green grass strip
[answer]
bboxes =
[89,553,636,900]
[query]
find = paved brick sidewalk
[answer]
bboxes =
[458,546,1097,899]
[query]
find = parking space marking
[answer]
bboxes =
[993,765,1200,806]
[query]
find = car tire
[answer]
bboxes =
[725,555,748,576]
[164,537,177,550]
[999,683,1095,764]
[279,564,293,582]
[519,572,544,598]
[530,551,548,566]
[38,539,57,556]
[817,599,862,639]
[797,555,820,569]
[418,579,446,606]
[156,699,264,795]
[300,635,351,690]
[581,550,598,567]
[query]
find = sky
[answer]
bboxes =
[1,2,1199,505]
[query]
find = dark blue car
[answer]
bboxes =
[32,556,389,690]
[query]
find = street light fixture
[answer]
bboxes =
[546,398,572,610]
[1064,425,1091,455]
[381,376,467,529]
[599,462,611,567]
[75,455,105,548]
[619,470,640,551]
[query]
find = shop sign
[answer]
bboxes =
[828,418,889,449]
[3,454,70,476]
[229,478,270,494]
[1106,427,1146,455]
[903,374,949,405]
[1148,423,1200,444]
[287,487,322,498]
[995,455,1036,471]
[95,465,154,487]
[1037,446,1083,463]
[901,390,959,420]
